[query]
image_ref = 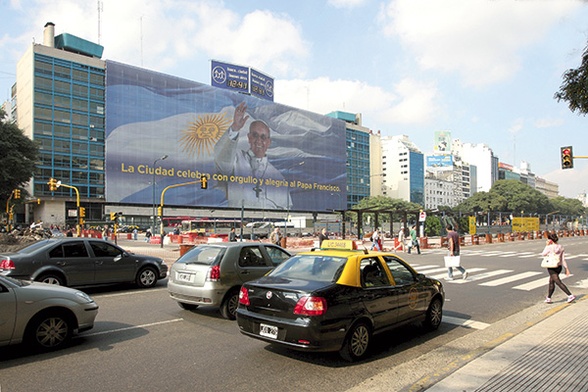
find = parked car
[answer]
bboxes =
[0,238,168,288]
[0,275,99,350]
[236,240,445,361]
[168,242,292,319]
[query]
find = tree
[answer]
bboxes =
[0,109,38,202]
[550,196,585,217]
[554,43,588,115]
[490,180,552,215]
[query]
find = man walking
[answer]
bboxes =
[446,224,468,280]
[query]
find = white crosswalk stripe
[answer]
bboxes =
[445,269,511,284]
[513,274,573,291]
[478,271,543,287]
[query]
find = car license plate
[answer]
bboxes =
[176,272,193,283]
[259,323,278,339]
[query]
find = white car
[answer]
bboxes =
[0,275,99,350]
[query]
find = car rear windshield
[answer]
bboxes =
[176,246,224,265]
[15,239,53,254]
[269,254,347,282]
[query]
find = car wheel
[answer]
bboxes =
[136,266,158,288]
[36,273,64,286]
[220,289,239,320]
[26,311,73,351]
[178,302,198,311]
[423,297,443,331]
[339,321,371,362]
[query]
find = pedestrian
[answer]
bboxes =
[370,229,382,251]
[229,227,237,242]
[145,228,152,243]
[408,225,421,254]
[318,228,329,247]
[132,228,138,240]
[397,227,406,252]
[541,233,575,304]
[270,227,282,246]
[102,225,109,241]
[446,225,467,280]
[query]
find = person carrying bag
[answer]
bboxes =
[541,233,575,304]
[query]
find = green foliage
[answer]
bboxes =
[456,191,508,214]
[554,43,588,115]
[350,196,423,225]
[490,180,552,214]
[0,109,39,202]
[550,196,585,216]
[424,215,441,236]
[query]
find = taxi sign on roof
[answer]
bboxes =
[321,240,357,250]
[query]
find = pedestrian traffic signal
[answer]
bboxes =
[110,212,117,221]
[201,176,208,189]
[561,146,574,169]
[13,189,21,199]
[79,207,86,218]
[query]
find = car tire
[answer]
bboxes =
[423,297,443,331]
[339,321,371,362]
[25,310,73,351]
[36,273,64,286]
[220,289,240,320]
[136,266,158,288]
[178,302,198,311]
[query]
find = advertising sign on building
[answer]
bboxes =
[434,131,452,153]
[105,61,345,212]
[211,60,274,102]
[426,155,453,168]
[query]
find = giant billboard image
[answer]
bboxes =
[105,61,346,212]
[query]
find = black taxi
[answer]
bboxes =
[236,240,445,361]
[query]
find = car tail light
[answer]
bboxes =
[294,296,327,316]
[239,286,250,306]
[0,258,15,270]
[207,265,220,282]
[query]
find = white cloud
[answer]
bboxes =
[380,0,582,87]
[534,117,565,128]
[23,0,309,78]
[277,76,439,129]
[328,0,370,9]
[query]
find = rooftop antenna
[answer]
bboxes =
[97,0,103,44]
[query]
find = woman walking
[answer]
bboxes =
[542,233,575,304]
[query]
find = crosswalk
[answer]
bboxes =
[423,248,588,261]
[410,261,575,292]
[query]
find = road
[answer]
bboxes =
[1,237,587,392]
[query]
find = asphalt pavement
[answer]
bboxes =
[118,237,588,392]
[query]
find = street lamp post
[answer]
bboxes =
[152,155,168,235]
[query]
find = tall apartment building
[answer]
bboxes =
[326,111,374,208]
[452,139,498,192]
[381,135,424,205]
[14,23,105,226]
[425,154,474,209]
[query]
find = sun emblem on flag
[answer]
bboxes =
[180,113,232,157]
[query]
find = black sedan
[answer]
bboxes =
[236,240,444,361]
[0,238,168,288]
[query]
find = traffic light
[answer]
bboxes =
[47,177,60,191]
[561,146,574,169]
[110,212,117,221]
[201,176,208,189]
[13,189,21,199]
[79,207,86,218]
[157,206,163,216]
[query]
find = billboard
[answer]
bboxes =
[105,61,346,212]
[427,155,453,168]
[211,60,274,102]
[434,131,452,152]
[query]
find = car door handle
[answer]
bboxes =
[56,261,66,266]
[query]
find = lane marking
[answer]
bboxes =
[83,318,183,337]
[448,269,512,284]
[443,316,490,330]
[94,288,167,298]
[479,271,543,287]
[513,274,573,291]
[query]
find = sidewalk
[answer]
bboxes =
[423,295,588,392]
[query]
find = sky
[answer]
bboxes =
[1,0,588,199]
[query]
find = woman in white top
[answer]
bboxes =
[541,233,575,304]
